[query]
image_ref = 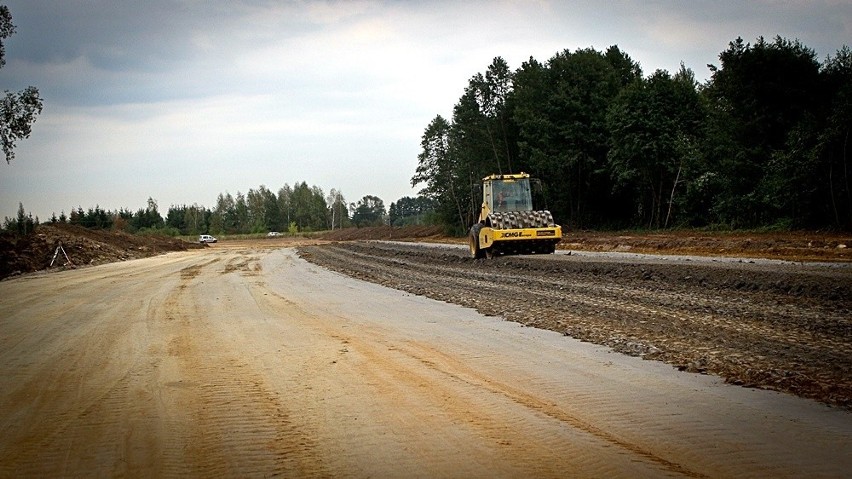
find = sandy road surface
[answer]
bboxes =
[301,241,852,407]
[1,242,850,478]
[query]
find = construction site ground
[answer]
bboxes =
[299,239,851,407]
[3,224,850,280]
[0,223,205,279]
[0,225,850,476]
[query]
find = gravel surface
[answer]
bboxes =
[298,241,852,408]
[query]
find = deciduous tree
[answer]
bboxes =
[0,5,42,165]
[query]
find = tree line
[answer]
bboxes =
[2,183,439,236]
[413,36,852,232]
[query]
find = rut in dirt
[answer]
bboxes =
[298,241,852,409]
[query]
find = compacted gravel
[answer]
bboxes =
[298,241,852,408]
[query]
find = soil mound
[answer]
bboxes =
[1,224,202,279]
[564,230,851,263]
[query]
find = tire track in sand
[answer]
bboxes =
[248,273,704,478]
[158,253,330,477]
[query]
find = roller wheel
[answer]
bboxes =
[469,224,486,259]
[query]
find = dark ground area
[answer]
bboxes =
[319,225,852,263]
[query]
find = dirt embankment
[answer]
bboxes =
[298,241,852,408]
[317,225,448,242]
[0,223,203,279]
[563,230,852,263]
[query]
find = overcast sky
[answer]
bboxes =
[1,0,849,222]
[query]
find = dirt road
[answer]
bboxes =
[1,241,850,477]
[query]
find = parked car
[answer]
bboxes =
[267,231,282,237]
[199,234,217,244]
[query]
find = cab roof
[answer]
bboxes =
[481,172,531,182]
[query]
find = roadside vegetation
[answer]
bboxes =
[414,37,851,234]
[2,185,434,239]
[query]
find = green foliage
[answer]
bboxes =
[412,114,470,229]
[817,46,852,228]
[0,6,42,165]
[239,185,284,233]
[69,205,113,229]
[703,36,825,227]
[326,188,350,230]
[42,180,396,238]
[607,66,705,228]
[210,192,236,235]
[414,37,852,232]
[350,195,386,227]
[389,196,436,226]
[204,182,351,234]
[166,204,208,235]
[64,200,163,233]
[285,182,328,232]
[2,202,37,235]
[137,226,180,237]
[130,198,165,231]
[510,46,641,227]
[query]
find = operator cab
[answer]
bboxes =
[484,174,533,213]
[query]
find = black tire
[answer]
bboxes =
[469,224,486,259]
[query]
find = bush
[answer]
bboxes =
[137,226,181,237]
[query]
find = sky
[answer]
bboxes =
[1,0,850,222]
